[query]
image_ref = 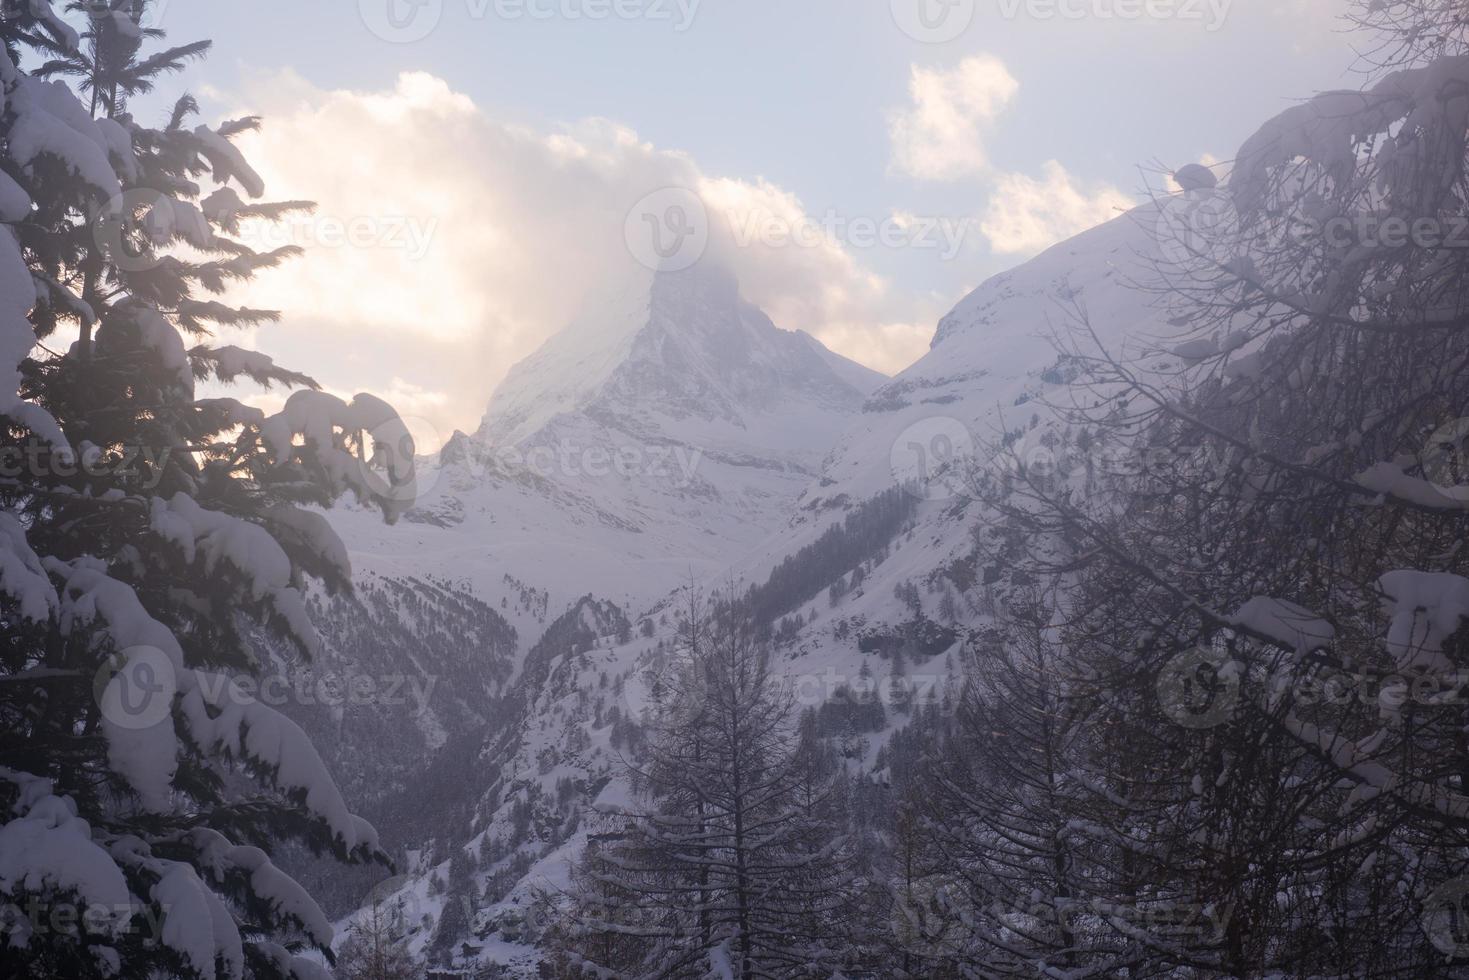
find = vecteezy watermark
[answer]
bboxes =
[1156,191,1469,272]
[891,417,979,502]
[391,421,709,513]
[199,669,439,714]
[1423,878,1469,959]
[729,210,974,262]
[994,0,1231,29]
[0,442,172,490]
[1155,187,1241,269]
[890,0,976,43]
[94,650,439,733]
[624,189,975,271]
[621,659,709,724]
[94,188,437,273]
[460,439,706,490]
[991,896,1234,945]
[1156,646,1241,729]
[892,874,972,958]
[95,646,178,732]
[1157,648,1469,731]
[789,668,958,712]
[359,874,432,932]
[1423,417,1469,507]
[358,0,701,43]
[355,412,425,509]
[1313,213,1469,251]
[0,898,157,944]
[359,0,444,42]
[232,213,437,262]
[625,187,710,273]
[1083,899,1234,942]
[623,662,959,724]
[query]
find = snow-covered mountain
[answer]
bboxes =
[326,262,884,641]
[346,205,1182,970]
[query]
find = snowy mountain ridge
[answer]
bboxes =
[341,204,1187,971]
[325,261,885,652]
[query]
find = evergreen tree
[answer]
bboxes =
[429,847,476,966]
[0,3,418,977]
[567,593,851,978]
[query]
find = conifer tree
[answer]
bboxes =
[0,3,418,977]
[567,594,851,978]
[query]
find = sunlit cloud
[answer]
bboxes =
[980,160,1133,256]
[887,56,1020,181]
[207,71,945,447]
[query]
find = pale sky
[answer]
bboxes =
[100,0,1356,449]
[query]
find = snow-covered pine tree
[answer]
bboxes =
[565,593,851,979]
[428,847,475,968]
[0,3,418,977]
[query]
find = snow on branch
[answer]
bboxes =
[260,390,419,523]
[5,74,121,200]
[1355,460,1469,510]
[148,493,321,656]
[0,513,58,623]
[0,782,133,946]
[1233,53,1469,215]
[0,228,70,456]
[44,552,382,856]
[1379,569,1469,672]
[189,828,334,949]
[95,304,195,396]
[192,125,265,199]
[1228,597,1336,656]
[180,676,382,858]
[149,861,246,980]
[25,0,80,53]
[45,557,183,811]
[249,941,333,980]
[193,345,317,390]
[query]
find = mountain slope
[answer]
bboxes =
[326,263,885,633]
[352,205,1185,972]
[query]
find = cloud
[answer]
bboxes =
[882,56,1133,256]
[887,56,1019,181]
[979,161,1133,255]
[205,71,944,448]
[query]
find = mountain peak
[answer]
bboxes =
[480,263,882,448]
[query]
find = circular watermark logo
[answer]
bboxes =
[93,188,179,274]
[1423,878,1469,959]
[359,0,444,43]
[891,417,976,501]
[1423,417,1469,506]
[625,187,709,272]
[1156,646,1241,730]
[94,646,177,731]
[355,873,433,937]
[356,414,438,509]
[621,659,708,726]
[1155,189,1240,270]
[890,0,975,43]
[891,874,968,958]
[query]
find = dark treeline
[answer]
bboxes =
[744,486,917,629]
